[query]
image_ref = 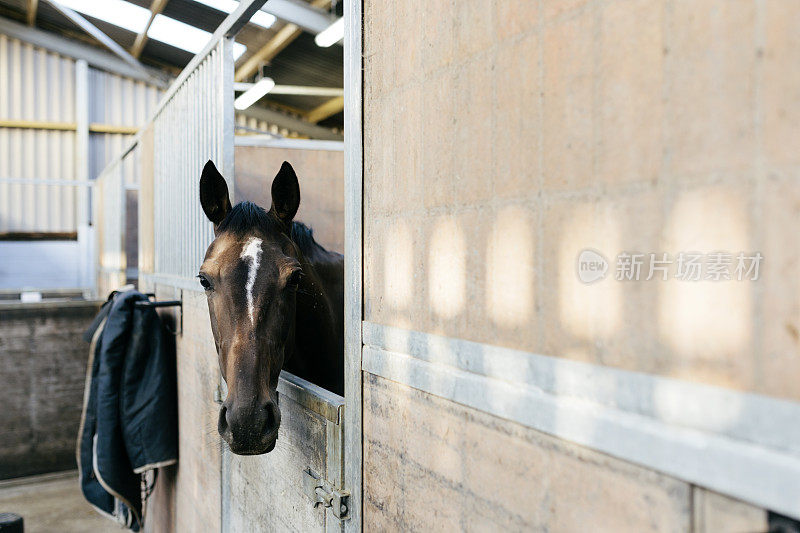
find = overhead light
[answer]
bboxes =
[234,77,275,110]
[314,17,343,48]
[192,0,276,29]
[54,0,247,58]
[54,0,150,33]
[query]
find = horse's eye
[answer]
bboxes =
[287,270,303,288]
[197,274,212,291]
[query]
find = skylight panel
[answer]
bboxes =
[55,0,150,34]
[53,0,247,59]
[192,0,277,29]
[149,15,247,58]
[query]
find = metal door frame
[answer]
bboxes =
[343,0,363,531]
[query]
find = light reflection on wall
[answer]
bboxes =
[487,206,534,326]
[658,187,752,384]
[557,202,622,344]
[428,216,466,319]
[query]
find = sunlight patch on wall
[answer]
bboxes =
[487,206,535,327]
[658,188,752,378]
[557,202,622,342]
[429,216,466,319]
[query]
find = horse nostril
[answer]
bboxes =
[218,406,229,434]
[263,401,279,433]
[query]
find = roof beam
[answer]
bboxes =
[235,23,300,81]
[261,0,332,34]
[44,0,151,77]
[235,0,330,82]
[26,0,39,26]
[0,17,168,85]
[305,96,344,123]
[130,0,169,59]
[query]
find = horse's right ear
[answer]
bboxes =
[200,160,231,228]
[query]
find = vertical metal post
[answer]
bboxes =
[74,59,95,296]
[219,38,235,197]
[218,37,235,533]
[343,0,364,530]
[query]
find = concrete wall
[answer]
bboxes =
[0,300,101,479]
[364,0,800,401]
[363,0,799,529]
[363,373,767,532]
[235,145,345,254]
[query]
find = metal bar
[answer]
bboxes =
[234,83,344,97]
[0,287,91,295]
[131,0,170,59]
[44,0,152,77]
[0,120,140,134]
[225,0,270,37]
[0,119,76,131]
[0,178,93,186]
[0,17,168,85]
[89,123,139,135]
[133,299,181,308]
[234,136,343,151]
[342,0,363,528]
[75,60,89,223]
[220,39,235,181]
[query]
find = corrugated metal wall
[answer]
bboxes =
[88,68,160,184]
[0,34,76,233]
[0,33,162,233]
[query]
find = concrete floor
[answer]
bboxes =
[0,471,121,533]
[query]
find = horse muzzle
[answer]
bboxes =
[218,397,281,455]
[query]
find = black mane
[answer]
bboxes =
[216,201,337,262]
[216,201,278,236]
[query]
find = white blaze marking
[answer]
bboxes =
[240,237,263,324]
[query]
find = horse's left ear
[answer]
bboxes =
[200,160,232,229]
[270,161,300,225]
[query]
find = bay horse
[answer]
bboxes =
[198,160,343,455]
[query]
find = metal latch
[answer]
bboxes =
[303,468,350,520]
